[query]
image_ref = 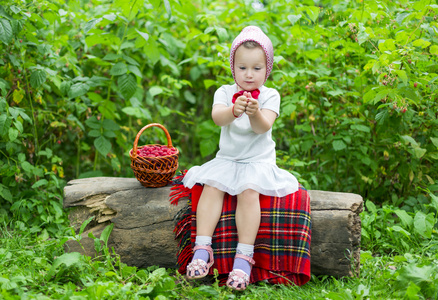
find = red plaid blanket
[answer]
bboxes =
[170,172,311,286]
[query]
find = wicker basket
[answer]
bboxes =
[129,123,179,188]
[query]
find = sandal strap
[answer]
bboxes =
[235,253,255,265]
[193,245,214,268]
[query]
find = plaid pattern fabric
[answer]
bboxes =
[170,173,311,286]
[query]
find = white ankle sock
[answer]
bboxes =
[193,236,212,263]
[195,236,212,246]
[236,243,254,257]
[233,243,254,276]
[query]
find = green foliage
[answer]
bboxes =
[1,0,438,232]
[1,221,438,299]
[0,0,438,298]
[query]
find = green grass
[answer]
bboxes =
[1,221,437,300]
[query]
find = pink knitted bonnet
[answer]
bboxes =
[230,26,274,85]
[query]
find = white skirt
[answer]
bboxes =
[182,158,299,197]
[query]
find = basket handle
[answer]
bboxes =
[132,123,173,158]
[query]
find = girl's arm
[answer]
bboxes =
[212,95,247,127]
[245,95,277,134]
[212,95,277,133]
[247,104,277,134]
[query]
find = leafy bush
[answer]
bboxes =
[1,0,438,298]
[2,0,437,195]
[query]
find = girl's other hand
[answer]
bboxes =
[234,95,248,116]
[244,92,259,116]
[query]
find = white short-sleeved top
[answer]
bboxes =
[213,84,280,164]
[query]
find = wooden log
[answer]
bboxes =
[63,177,363,277]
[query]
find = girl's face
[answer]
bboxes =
[233,45,266,91]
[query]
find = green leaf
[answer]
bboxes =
[373,88,391,104]
[396,12,410,25]
[394,209,413,229]
[118,73,137,100]
[88,129,101,137]
[94,136,111,156]
[103,53,121,61]
[378,39,396,52]
[332,140,346,151]
[204,79,217,89]
[30,70,47,89]
[49,252,84,276]
[327,90,344,97]
[100,223,114,247]
[0,19,13,44]
[79,216,95,235]
[395,70,408,85]
[414,147,426,159]
[127,65,142,78]
[19,110,32,124]
[8,127,18,142]
[413,211,434,238]
[68,82,90,99]
[115,0,143,20]
[431,45,438,55]
[144,38,160,65]
[103,130,116,138]
[163,0,172,18]
[0,5,13,20]
[396,264,434,291]
[405,282,421,299]
[363,89,375,103]
[21,161,33,173]
[413,38,431,49]
[200,139,217,157]
[135,29,149,41]
[356,30,369,45]
[303,6,320,23]
[60,81,72,96]
[288,14,302,26]
[390,225,411,238]
[149,86,163,97]
[350,124,370,133]
[401,135,418,146]
[32,179,48,189]
[429,192,438,212]
[85,116,101,129]
[83,17,102,34]
[215,26,228,42]
[110,62,128,76]
[430,137,438,148]
[102,119,119,131]
[0,114,11,136]
[8,107,19,119]
[0,184,12,203]
[122,107,141,118]
[86,33,120,46]
[184,90,196,104]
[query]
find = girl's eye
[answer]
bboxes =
[239,67,246,70]
[255,67,261,71]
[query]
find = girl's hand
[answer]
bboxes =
[244,92,259,116]
[233,95,248,116]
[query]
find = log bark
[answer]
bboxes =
[63,177,363,277]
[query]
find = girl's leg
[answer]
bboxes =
[235,189,261,245]
[196,185,225,237]
[227,189,260,290]
[187,185,224,279]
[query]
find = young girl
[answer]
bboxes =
[182,26,299,290]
